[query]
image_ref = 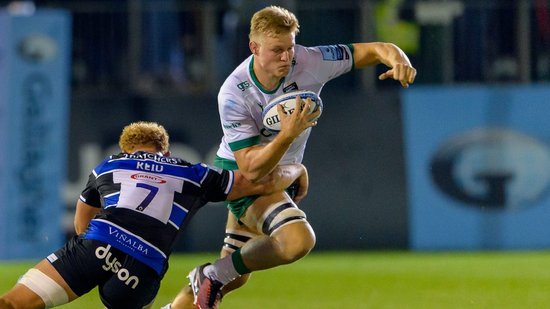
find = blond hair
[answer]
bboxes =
[249,6,300,41]
[118,121,170,154]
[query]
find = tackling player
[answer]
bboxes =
[168,5,416,309]
[0,121,309,309]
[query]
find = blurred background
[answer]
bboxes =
[1,0,550,260]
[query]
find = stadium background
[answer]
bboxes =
[1,0,550,259]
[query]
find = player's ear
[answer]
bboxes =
[250,41,258,55]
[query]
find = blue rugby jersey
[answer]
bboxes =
[79,151,234,274]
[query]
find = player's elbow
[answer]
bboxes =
[74,218,88,235]
[74,222,84,235]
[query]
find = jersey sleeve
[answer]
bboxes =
[299,44,354,83]
[189,163,234,202]
[218,89,261,152]
[79,171,102,208]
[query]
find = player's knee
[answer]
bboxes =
[285,231,315,262]
[272,224,315,264]
[299,228,316,254]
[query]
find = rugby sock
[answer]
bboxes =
[231,249,251,275]
[204,249,250,285]
[204,255,238,285]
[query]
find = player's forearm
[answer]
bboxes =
[228,164,306,200]
[352,42,411,69]
[227,172,261,200]
[236,134,295,182]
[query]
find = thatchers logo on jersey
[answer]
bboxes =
[131,173,166,184]
[95,244,139,289]
[125,152,179,164]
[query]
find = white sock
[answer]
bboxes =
[204,255,240,285]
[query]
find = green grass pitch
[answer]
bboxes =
[2,251,550,308]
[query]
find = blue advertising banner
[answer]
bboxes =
[0,10,71,259]
[403,85,550,250]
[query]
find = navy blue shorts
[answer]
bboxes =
[49,235,166,309]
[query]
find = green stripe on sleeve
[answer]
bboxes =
[347,43,355,70]
[214,156,239,170]
[228,136,260,152]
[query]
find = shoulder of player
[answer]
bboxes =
[219,74,260,110]
[219,56,254,91]
[292,44,353,73]
[219,73,254,100]
[291,44,325,69]
[296,44,350,57]
[99,153,192,170]
[91,155,118,175]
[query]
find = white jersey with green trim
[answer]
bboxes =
[216,44,354,165]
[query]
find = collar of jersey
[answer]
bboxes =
[249,56,284,94]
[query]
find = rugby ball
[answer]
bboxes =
[262,90,323,132]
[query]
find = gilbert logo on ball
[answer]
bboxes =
[262,90,323,132]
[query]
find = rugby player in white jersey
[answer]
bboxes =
[0,121,309,309]
[168,5,417,309]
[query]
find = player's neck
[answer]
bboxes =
[252,64,282,91]
[131,146,164,156]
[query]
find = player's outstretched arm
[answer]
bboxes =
[227,163,308,201]
[352,42,417,88]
